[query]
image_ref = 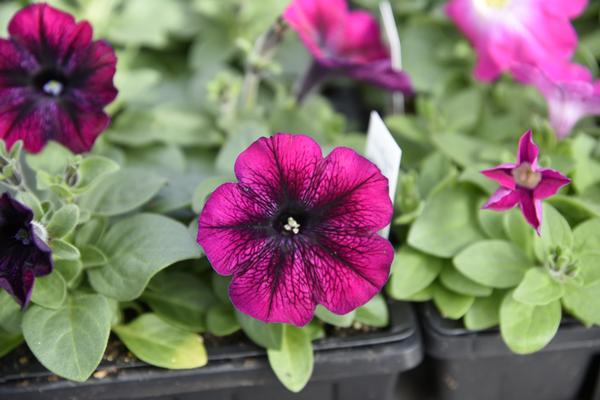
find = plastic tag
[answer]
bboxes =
[365,111,402,239]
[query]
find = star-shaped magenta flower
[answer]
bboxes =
[481,130,570,233]
[446,0,587,81]
[197,134,394,326]
[0,193,53,307]
[513,63,600,139]
[284,0,412,100]
[0,3,118,154]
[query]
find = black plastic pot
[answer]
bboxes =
[398,304,600,400]
[0,302,422,400]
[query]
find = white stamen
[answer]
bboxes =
[283,216,301,235]
[43,80,63,96]
[31,221,48,244]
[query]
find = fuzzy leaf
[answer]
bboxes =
[267,325,314,393]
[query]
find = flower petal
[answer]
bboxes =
[234,134,323,205]
[228,241,317,326]
[307,232,393,315]
[345,60,413,94]
[197,183,274,276]
[517,130,539,166]
[68,40,118,106]
[338,11,388,63]
[519,190,542,234]
[55,104,111,153]
[480,163,516,190]
[534,169,571,200]
[8,3,93,66]
[313,146,393,233]
[482,187,520,211]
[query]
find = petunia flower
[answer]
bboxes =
[512,63,600,139]
[0,3,118,154]
[0,192,53,307]
[446,0,587,81]
[481,130,570,233]
[284,0,412,101]
[197,134,394,326]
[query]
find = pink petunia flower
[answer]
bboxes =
[0,3,118,154]
[512,63,600,139]
[481,130,570,233]
[446,0,587,81]
[197,134,394,326]
[284,0,412,100]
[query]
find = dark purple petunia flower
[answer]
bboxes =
[197,134,394,326]
[481,130,571,234]
[284,0,413,101]
[0,192,53,307]
[0,3,117,154]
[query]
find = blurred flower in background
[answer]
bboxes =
[284,0,412,101]
[446,0,587,81]
[0,3,117,153]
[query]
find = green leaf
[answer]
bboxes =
[562,281,600,326]
[74,218,107,247]
[0,291,22,334]
[75,156,120,191]
[387,246,444,299]
[50,239,81,260]
[192,176,232,214]
[503,208,534,257]
[211,274,231,304]
[80,245,108,268]
[267,325,314,393]
[15,191,43,219]
[533,204,573,261]
[408,185,485,257]
[547,195,600,226]
[500,293,561,354]
[143,271,216,332]
[114,314,207,369]
[464,291,503,331]
[206,304,241,336]
[89,214,200,301]
[22,293,112,381]
[355,294,389,328]
[79,169,167,216]
[439,266,493,297]
[432,283,475,320]
[478,207,508,240]
[431,133,495,167]
[315,306,355,328]
[573,218,600,254]
[30,272,67,310]
[454,240,530,288]
[576,252,600,286]
[418,152,453,199]
[236,311,283,349]
[47,204,79,239]
[0,329,22,358]
[513,268,564,306]
[401,285,433,301]
[55,259,84,289]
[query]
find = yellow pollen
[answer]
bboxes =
[512,163,541,189]
[485,0,508,7]
[283,217,300,235]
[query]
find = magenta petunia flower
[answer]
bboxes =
[0,3,117,154]
[284,0,412,100]
[512,63,600,139]
[446,0,587,81]
[197,134,394,326]
[0,193,53,307]
[481,130,570,233]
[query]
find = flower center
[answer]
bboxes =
[32,69,67,97]
[273,208,309,236]
[14,228,31,246]
[512,162,541,189]
[484,0,508,8]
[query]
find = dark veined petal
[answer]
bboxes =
[311,146,393,233]
[8,3,93,67]
[0,38,37,86]
[55,104,111,154]
[198,183,274,275]
[234,134,323,205]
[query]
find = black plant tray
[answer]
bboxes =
[0,301,422,400]
[398,303,600,400]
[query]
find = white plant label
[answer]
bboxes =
[365,111,402,239]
